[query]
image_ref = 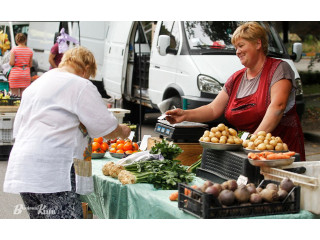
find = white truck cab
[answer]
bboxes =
[102,21,304,123]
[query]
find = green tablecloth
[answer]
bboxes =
[80,153,316,219]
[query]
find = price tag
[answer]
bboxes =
[139,135,151,151]
[241,132,250,141]
[237,175,248,186]
[128,131,135,141]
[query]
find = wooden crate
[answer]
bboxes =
[147,137,203,166]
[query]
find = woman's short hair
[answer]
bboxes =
[231,22,268,55]
[15,33,27,44]
[59,46,97,78]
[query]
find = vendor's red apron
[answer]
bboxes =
[225,57,305,161]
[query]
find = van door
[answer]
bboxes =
[71,21,107,81]
[102,21,134,100]
[149,21,180,104]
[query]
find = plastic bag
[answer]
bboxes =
[117,150,164,166]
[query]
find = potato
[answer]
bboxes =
[257,131,266,137]
[250,134,258,141]
[203,130,210,137]
[211,137,219,143]
[247,142,255,150]
[203,137,211,142]
[219,138,226,144]
[257,143,267,151]
[221,130,229,137]
[275,143,284,151]
[242,139,250,148]
[220,135,227,141]
[257,135,265,141]
[211,127,218,133]
[215,131,222,138]
[266,144,274,150]
[254,139,263,146]
[275,136,282,143]
[200,137,204,141]
[264,139,269,145]
[282,143,288,151]
[209,131,215,138]
[234,138,242,144]
[228,128,237,136]
[266,133,272,140]
[269,139,277,147]
[217,123,226,131]
[227,137,235,144]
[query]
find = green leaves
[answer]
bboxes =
[124,159,194,190]
[149,139,183,160]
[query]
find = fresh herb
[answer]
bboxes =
[123,159,194,190]
[149,139,183,160]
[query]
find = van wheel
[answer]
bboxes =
[168,96,182,109]
[123,100,145,124]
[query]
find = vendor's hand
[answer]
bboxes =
[165,108,186,124]
[119,124,131,139]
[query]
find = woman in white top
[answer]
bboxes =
[3,46,131,219]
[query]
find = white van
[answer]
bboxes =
[102,21,304,123]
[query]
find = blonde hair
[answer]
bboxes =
[59,46,97,78]
[231,22,268,55]
[15,33,27,44]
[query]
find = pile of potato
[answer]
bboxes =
[199,123,243,145]
[243,131,288,151]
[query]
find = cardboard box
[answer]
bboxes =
[147,137,202,166]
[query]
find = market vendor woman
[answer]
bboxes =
[165,22,305,161]
[3,46,131,219]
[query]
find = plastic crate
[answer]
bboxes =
[0,98,21,106]
[108,108,131,124]
[178,180,300,219]
[261,161,320,214]
[0,129,13,144]
[0,144,12,161]
[0,113,16,129]
[198,149,263,185]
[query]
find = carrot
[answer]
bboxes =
[248,153,259,160]
[184,188,191,196]
[169,191,179,201]
[283,151,296,157]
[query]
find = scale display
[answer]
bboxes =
[154,121,208,142]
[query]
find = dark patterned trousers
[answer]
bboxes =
[20,165,83,219]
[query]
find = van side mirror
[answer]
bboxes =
[291,42,302,62]
[157,35,170,56]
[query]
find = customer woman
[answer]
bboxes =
[165,22,305,161]
[8,33,33,96]
[3,46,131,218]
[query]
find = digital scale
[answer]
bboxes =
[154,120,208,142]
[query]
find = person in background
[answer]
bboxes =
[8,33,33,97]
[165,22,305,161]
[48,41,63,69]
[3,46,131,219]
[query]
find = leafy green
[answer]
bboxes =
[149,139,183,160]
[124,159,194,190]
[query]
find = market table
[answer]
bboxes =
[80,153,316,219]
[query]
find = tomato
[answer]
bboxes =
[116,139,125,144]
[101,142,109,152]
[132,142,139,151]
[116,143,124,150]
[123,142,133,151]
[92,142,101,152]
[109,148,116,153]
[116,149,124,154]
[110,143,117,149]
[125,150,133,154]
[94,137,103,144]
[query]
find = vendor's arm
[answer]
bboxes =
[165,90,229,124]
[48,53,58,68]
[253,79,292,134]
[103,124,131,140]
[9,51,15,66]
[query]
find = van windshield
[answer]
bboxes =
[183,21,287,57]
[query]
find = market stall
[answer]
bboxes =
[80,153,316,219]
